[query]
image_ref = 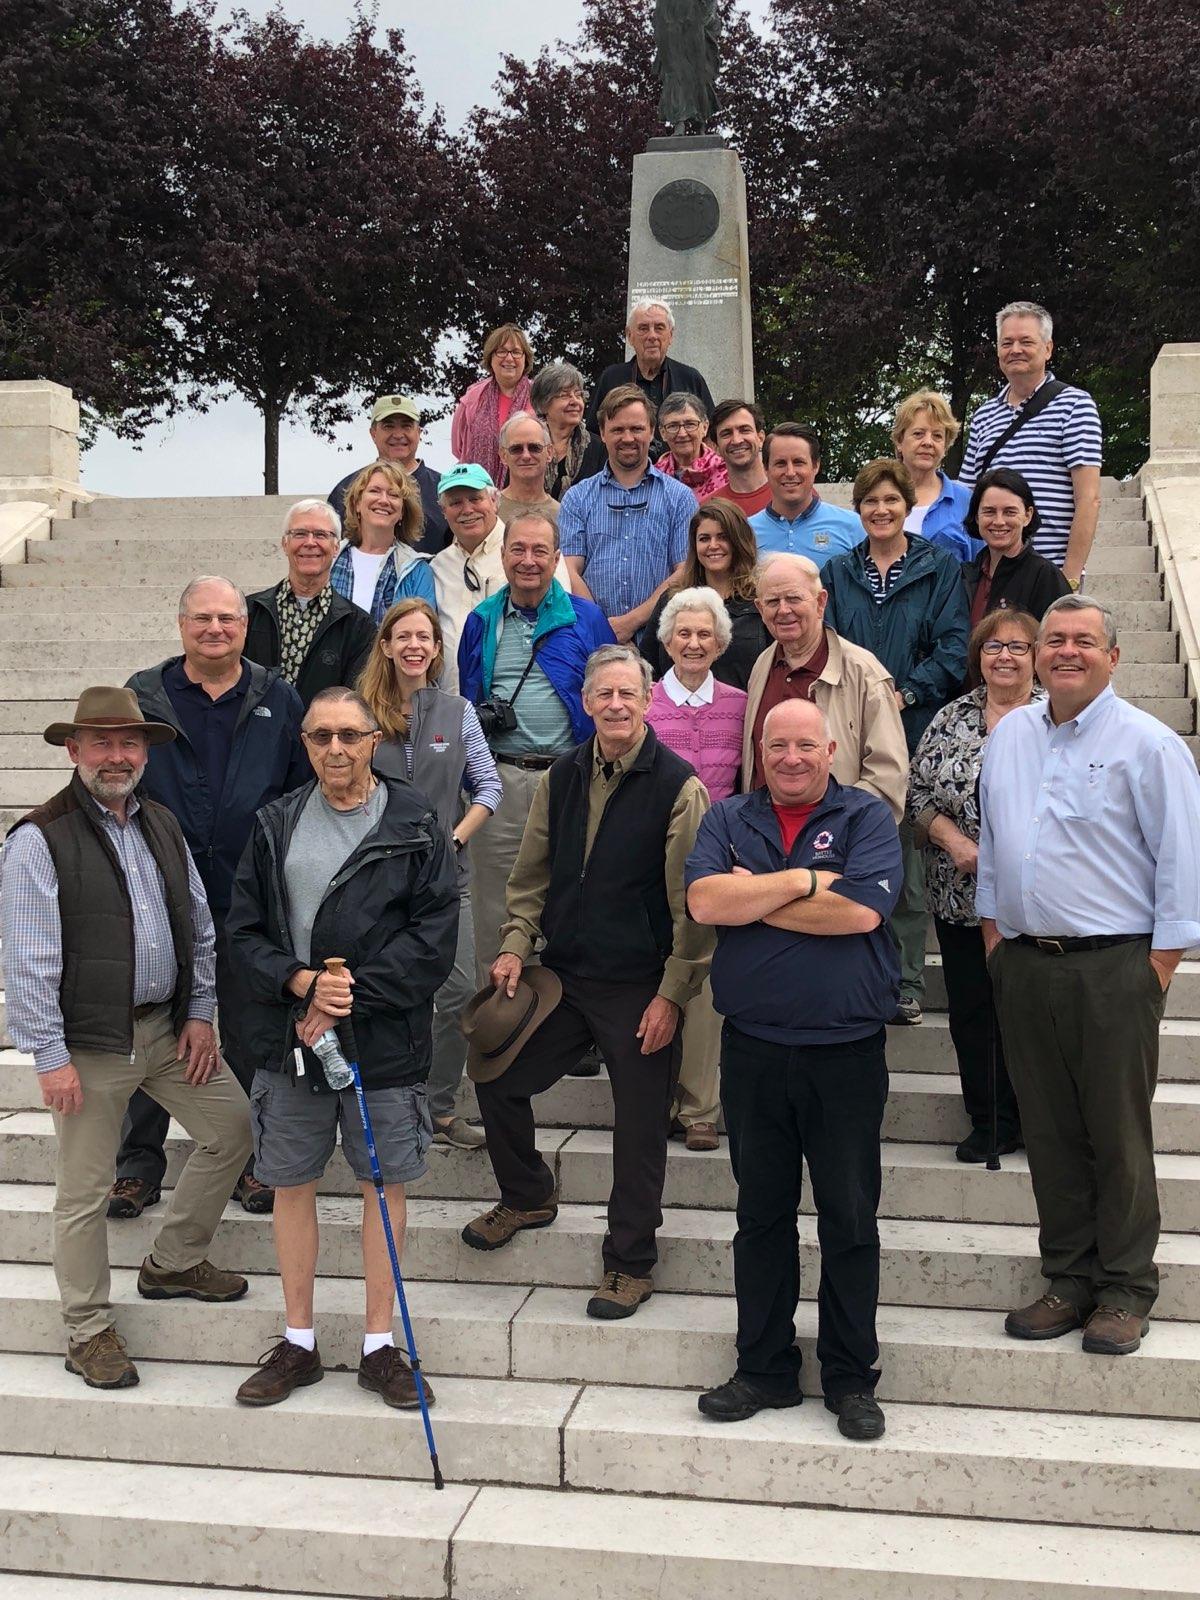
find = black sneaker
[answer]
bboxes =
[890,998,923,1026]
[568,1049,603,1078]
[825,1392,885,1440]
[955,1126,1022,1164]
[698,1375,803,1423]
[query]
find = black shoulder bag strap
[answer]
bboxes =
[504,634,545,710]
[974,378,1067,480]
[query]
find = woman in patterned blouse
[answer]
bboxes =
[908,608,1042,1163]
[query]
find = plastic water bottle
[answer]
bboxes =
[311,1029,354,1091]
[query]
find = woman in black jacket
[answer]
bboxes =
[962,469,1071,632]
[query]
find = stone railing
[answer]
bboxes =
[1143,345,1200,707]
[0,379,90,564]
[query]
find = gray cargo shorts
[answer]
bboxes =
[249,1067,432,1188]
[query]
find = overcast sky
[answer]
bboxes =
[81,1,769,500]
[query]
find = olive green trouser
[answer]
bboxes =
[52,1004,252,1342]
[672,978,722,1129]
[989,936,1164,1316]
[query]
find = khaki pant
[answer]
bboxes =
[471,762,546,986]
[52,1004,252,1341]
[673,979,722,1127]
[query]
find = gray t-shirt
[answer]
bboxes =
[284,782,387,962]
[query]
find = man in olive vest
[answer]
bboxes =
[0,688,252,1390]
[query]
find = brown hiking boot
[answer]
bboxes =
[1004,1293,1086,1341]
[461,1200,557,1251]
[234,1172,276,1214]
[107,1177,161,1219]
[1082,1306,1150,1355]
[236,1337,324,1406]
[137,1255,248,1302]
[586,1270,653,1321]
[685,1122,719,1152]
[358,1344,436,1409]
[65,1326,139,1389]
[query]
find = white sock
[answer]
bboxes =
[284,1326,315,1352]
[362,1331,394,1356]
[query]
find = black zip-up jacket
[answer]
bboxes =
[961,538,1072,624]
[243,585,377,709]
[225,776,459,1091]
[126,658,309,921]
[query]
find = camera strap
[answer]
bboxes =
[504,635,545,711]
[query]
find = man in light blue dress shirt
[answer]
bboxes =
[977,595,1200,1357]
[748,424,863,567]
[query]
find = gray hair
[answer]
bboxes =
[178,575,247,619]
[754,552,823,594]
[529,362,587,414]
[1038,593,1117,651]
[657,586,732,653]
[303,686,380,731]
[283,498,341,540]
[502,509,560,547]
[659,390,709,426]
[996,300,1053,342]
[498,410,552,452]
[626,297,675,334]
[582,644,653,699]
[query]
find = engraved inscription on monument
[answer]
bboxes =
[631,276,740,309]
[648,179,721,252]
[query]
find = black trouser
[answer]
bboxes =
[721,1022,888,1401]
[989,936,1163,1315]
[115,925,254,1187]
[934,916,1020,1139]
[475,971,679,1279]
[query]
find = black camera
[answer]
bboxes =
[477,696,518,737]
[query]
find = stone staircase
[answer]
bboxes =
[0,479,1197,1597]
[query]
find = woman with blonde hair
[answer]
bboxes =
[330,462,435,624]
[451,323,534,485]
[891,388,978,560]
[360,599,502,1149]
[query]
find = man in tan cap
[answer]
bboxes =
[0,688,253,1390]
[327,394,449,552]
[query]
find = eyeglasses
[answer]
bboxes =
[302,728,377,747]
[505,442,546,456]
[285,528,338,543]
[661,420,703,436]
[183,613,243,629]
[981,639,1032,657]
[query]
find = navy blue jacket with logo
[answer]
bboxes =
[126,658,309,921]
[685,779,902,1046]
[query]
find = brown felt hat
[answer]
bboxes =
[43,686,177,748]
[462,967,563,1084]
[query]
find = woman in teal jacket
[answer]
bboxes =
[822,457,969,1026]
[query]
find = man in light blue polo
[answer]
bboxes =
[749,424,863,568]
[560,384,693,644]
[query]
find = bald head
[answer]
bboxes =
[761,698,835,807]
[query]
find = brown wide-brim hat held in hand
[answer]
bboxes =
[43,685,177,748]
[461,967,563,1083]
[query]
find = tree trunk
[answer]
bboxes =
[262,397,282,495]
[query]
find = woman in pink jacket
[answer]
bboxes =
[451,323,533,486]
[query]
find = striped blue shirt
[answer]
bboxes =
[0,792,217,1072]
[559,463,693,620]
[959,373,1102,567]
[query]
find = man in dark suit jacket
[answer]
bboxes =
[586,300,714,460]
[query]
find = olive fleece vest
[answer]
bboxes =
[11,773,195,1055]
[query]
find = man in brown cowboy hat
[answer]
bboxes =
[0,687,253,1390]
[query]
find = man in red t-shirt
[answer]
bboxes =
[705,400,771,518]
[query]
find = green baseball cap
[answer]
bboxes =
[437,463,496,495]
[371,395,420,426]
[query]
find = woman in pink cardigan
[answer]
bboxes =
[645,587,746,1151]
[450,322,534,486]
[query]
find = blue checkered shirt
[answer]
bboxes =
[0,792,217,1072]
[558,463,693,620]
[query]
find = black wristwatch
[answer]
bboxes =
[900,687,918,709]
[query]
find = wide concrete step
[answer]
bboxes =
[2,558,281,589]
[1083,543,1156,573]
[3,1459,1195,1600]
[75,493,311,522]
[0,642,175,673]
[0,1452,472,1599]
[3,1261,1195,1418]
[32,534,290,564]
[3,1583,332,1600]
[1084,571,1162,601]
[0,1352,1195,1535]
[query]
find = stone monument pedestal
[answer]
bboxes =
[626,136,753,405]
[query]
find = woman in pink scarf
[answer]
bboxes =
[657,391,729,502]
[451,323,533,486]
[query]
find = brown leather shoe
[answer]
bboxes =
[358,1345,436,1409]
[461,1200,557,1251]
[236,1337,324,1406]
[1082,1306,1150,1355]
[586,1270,653,1320]
[137,1255,249,1302]
[234,1172,276,1214]
[65,1326,139,1389]
[107,1177,161,1219]
[1004,1293,1087,1340]
[684,1122,720,1152]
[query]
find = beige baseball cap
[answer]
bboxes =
[371,395,420,426]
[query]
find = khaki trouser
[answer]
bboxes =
[673,979,722,1128]
[52,1004,252,1341]
[470,762,546,987]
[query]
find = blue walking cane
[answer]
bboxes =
[313,957,444,1490]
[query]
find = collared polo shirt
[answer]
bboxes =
[163,658,249,804]
[559,463,693,619]
[488,597,575,759]
[750,495,862,567]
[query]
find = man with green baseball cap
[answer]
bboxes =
[327,394,448,552]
